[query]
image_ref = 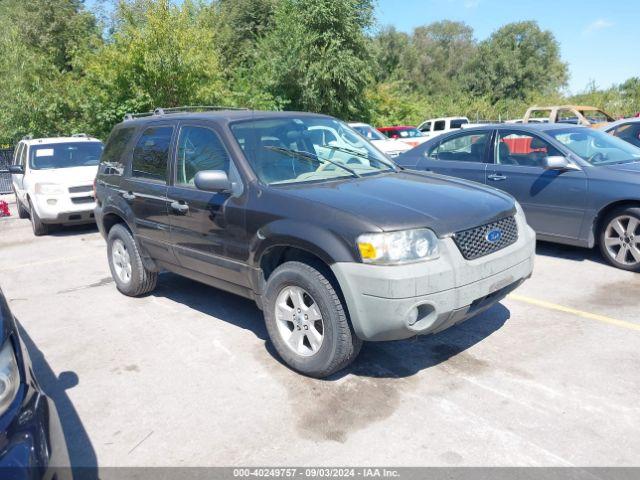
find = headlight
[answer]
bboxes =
[357,229,439,265]
[35,183,65,195]
[0,340,20,415]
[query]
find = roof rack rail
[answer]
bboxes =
[21,135,33,140]
[71,133,89,138]
[123,105,249,121]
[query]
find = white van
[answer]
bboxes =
[10,135,103,235]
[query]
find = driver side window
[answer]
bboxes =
[176,126,231,187]
[496,131,561,167]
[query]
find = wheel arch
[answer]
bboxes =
[594,199,640,244]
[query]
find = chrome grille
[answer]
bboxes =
[453,216,518,260]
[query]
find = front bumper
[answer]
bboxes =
[32,193,96,225]
[332,216,536,341]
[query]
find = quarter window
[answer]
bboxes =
[496,131,561,167]
[436,131,489,163]
[101,127,136,176]
[131,126,173,181]
[176,126,231,186]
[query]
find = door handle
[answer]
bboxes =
[122,191,136,201]
[170,201,189,214]
[488,174,507,181]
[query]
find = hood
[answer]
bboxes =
[28,166,98,187]
[370,139,411,154]
[279,171,516,236]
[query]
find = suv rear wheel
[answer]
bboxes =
[107,223,158,296]
[599,206,640,272]
[263,261,362,378]
[28,199,49,236]
[17,199,29,219]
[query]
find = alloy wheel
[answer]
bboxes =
[604,215,640,266]
[111,239,132,283]
[275,286,324,357]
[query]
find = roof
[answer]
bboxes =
[599,117,640,130]
[421,117,469,122]
[377,125,417,131]
[526,105,604,111]
[21,136,102,146]
[453,123,590,133]
[119,109,332,127]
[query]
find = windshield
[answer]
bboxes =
[29,142,103,170]
[351,124,386,141]
[579,110,614,124]
[231,116,396,185]
[396,128,423,138]
[550,128,640,165]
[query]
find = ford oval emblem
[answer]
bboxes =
[486,229,503,244]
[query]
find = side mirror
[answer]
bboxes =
[194,170,231,193]
[543,156,576,171]
[8,165,24,174]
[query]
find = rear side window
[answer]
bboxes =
[131,126,173,181]
[450,119,468,129]
[434,121,446,131]
[100,127,135,176]
[436,131,490,163]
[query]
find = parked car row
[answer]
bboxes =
[6,106,640,384]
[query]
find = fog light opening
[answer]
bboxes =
[407,304,437,329]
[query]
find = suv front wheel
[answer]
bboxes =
[263,261,362,378]
[107,224,158,296]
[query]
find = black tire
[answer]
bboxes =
[17,198,29,219]
[28,199,50,236]
[107,223,158,296]
[263,261,362,378]
[598,206,640,272]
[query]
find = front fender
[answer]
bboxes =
[252,219,359,267]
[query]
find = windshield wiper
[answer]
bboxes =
[322,145,399,170]
[263,146,361,178]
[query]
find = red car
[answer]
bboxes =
[377,125,429,148]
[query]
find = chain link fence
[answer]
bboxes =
[0,149,14,194]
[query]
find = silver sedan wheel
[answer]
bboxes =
[111,239,132,283]
[275,286,324,357]
[604,215,640,266]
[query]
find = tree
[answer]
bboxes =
[79,0,229,136]
[213,0,277,69]
[399,21,476,95]
[255,0,375,120]
[370,26,409,83]
[466,21,568,103]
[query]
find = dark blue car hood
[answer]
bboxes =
[279,171,516,236]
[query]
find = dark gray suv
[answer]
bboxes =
[95,108,535,377]
[397,123,640,271]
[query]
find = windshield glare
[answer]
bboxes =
[231,117,396,185]
[30,142,103,170]
[351,125,386,141]
[550,128,640,165]
[397,128,423,138]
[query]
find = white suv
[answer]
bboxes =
[9,135,104,235]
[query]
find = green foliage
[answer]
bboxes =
[1,1,639,146]
[466,21,568,103]
[254,0,375,120]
